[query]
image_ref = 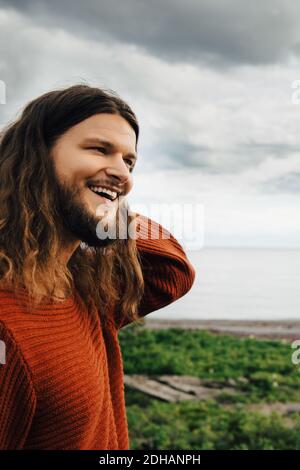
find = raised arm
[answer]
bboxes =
[116,213,196,329]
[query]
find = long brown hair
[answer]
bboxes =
[0,84,144,326]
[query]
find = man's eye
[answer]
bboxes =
[88,148,134,171]
[124,159,134,171]
[89,147,106,153]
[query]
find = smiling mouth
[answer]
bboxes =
[87,187,118,204]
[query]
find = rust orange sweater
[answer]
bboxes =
[0,215,195,450]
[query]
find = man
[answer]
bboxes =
[0,84,195,449]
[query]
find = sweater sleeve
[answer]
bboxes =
[0,321,37,449]
[115,213,196,329]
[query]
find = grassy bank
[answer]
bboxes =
[119,323,300,450]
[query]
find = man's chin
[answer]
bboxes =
[58,192,126,250]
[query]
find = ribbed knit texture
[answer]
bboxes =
[0,214,195,450]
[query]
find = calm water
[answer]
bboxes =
[147,248,300,321]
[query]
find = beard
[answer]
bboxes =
[50,166,127,249]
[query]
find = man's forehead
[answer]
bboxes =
[83,114,134,133]
[93,125,134,137]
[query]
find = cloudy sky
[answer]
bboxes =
[0,0,300,250]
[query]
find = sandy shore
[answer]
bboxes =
[143,319,300,341]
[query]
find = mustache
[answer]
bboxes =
[86,180,124,195]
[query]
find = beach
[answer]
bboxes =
[143,319,300,341]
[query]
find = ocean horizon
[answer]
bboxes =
[147,247,300,321]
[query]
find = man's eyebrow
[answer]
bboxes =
[82,137,137,160]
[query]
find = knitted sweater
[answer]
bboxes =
[0,214,195,450]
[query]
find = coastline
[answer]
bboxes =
[143,319,300,340]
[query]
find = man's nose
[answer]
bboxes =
[105,157,131,185]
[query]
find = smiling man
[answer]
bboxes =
[0,84,195,450]
[51,112,137,261]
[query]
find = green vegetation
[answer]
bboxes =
[119,323,300,450]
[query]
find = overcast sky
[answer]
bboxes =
[0,0,300,249]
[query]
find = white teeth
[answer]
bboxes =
[89,186,117,200]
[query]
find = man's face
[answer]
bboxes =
[50,113,137,248]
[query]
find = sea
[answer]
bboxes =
[147,248,300,321]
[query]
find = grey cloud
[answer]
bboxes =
[157,140,214,170]
[1,0,299,184]
[0,0,299,67]
[146,135,300,175]
[240,141,300,158]
[260,172,300,193]
[144,139,249,174]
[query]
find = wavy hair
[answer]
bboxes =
[0,84,144,326]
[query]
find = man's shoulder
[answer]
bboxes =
[0,289,28,328]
